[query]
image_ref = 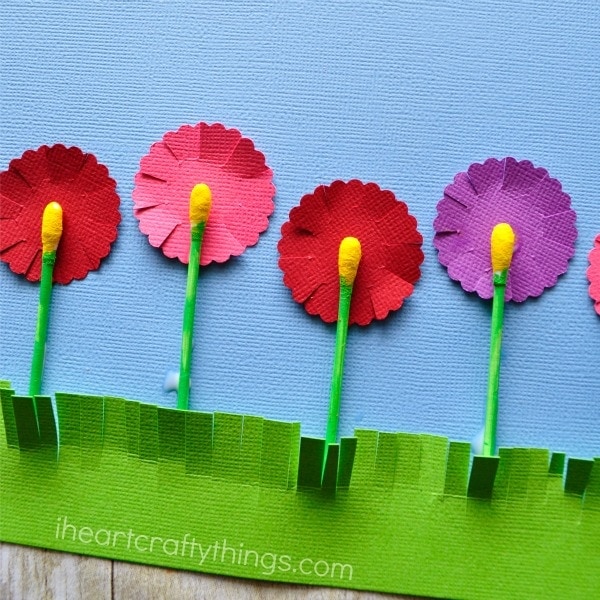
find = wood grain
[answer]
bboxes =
[1,543,424,600]
[1,543,111,600]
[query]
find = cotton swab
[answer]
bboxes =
[483,223,515,456]
[29,201,63,398]
[325,236,362,446]
[177,183,212,410]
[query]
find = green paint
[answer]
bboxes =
[178,222,206,411]
[1,387,599,598]
[29,251,56,399]
[483,270,508,457]
[326,278,353,446]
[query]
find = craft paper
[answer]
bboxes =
[278,180,424,325]
[1,384,598,599]
[132,122,275,265]
[588,234,600,315]
[433,157,577,302]
[0,145,121,284]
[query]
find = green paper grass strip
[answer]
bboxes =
[296,436,357,491]
[483,223,515,456]
[3,394,57,452]
[468,455,500,499]
[1,384,599,599]
[3,386,597,500]
[549,452,566,475]
[177,184,211,410]
[565,458,594,496]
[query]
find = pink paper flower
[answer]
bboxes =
[588,235,600,315]
[133,122,275,264]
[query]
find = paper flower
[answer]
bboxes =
[433,157,577,302]
[278,180,424,326]
[588,235,600,315]
[132,122,275,265]
[0,144,120,284]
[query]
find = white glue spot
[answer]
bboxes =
[164,341,194,393]
[163,371,180,393]
[472,427,485,455]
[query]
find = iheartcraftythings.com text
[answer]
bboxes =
[55,516,353,580]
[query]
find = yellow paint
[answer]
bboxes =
[190,183,212,225]
[41,202,63,253]
[491,223,515,272]
[338,236,362,285]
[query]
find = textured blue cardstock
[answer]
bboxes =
[0,0,598,461]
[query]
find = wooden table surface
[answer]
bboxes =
[1,543,423,600]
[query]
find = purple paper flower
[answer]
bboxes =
[433,157,577,302]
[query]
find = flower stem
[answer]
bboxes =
[177,222,205,410]
[483,270,507,456]
[325,278,353,446]
[29,251,56,399]
[30,201,62,400]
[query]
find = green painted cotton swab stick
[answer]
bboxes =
[177,183,212,411]
[29,201,63,398]
[483,223,515,457]
[325,236,362,447]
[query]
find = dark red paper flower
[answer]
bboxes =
[588,234,600,315]
[278,180,424,326]
[132,122,275,265]
[0,145,120,284]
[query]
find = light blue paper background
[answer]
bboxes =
[1,0,598,458]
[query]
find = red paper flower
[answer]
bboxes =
[0,145,120,284]
[588,234,600,315]
[278,180,424,326]
[132,122,275,265]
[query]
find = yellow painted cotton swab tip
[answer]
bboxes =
[338,236,362,285]
[41,202,63,253]
[491,223,515,274]
[190,183,212,225]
